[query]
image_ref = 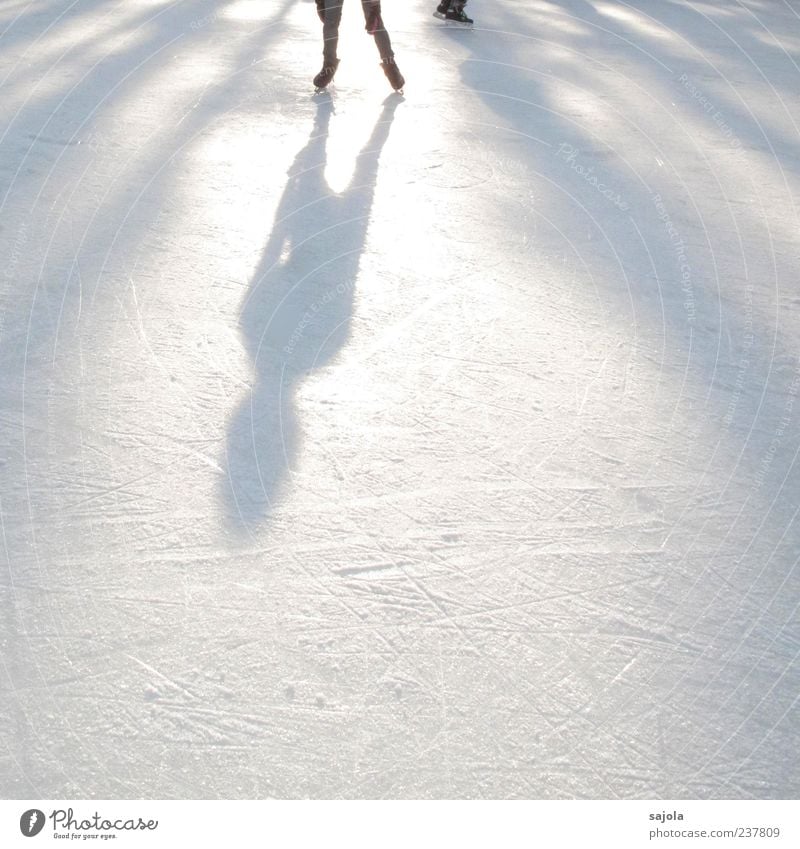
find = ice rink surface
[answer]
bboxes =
[1,0,799,798]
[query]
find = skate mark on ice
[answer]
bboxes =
[123,653,197,701]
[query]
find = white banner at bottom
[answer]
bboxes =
[2,800,797,848]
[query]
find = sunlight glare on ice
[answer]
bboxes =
[221,0,276,22]
[593,3,677,41]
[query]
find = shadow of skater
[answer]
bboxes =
[223,95,400,531]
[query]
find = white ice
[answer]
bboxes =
[1,0,799,799]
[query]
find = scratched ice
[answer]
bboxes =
[0,0,798,799]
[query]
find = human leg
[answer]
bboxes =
[321,0,344,66]
[360,0,403,90]
[361,0,393,61]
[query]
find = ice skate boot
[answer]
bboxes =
[444,5,473,25]
[381,57,405,92]
[433,1,450,18]
[313,59,339,91]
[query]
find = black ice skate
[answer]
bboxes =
[381,57,405,92]
[313,59,339,91]
[434,3,473,25]
[445,7,473,25]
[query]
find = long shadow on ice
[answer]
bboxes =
[223,95,399,530]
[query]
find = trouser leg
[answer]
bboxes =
[321,0,343,65]
[361,0,394,61]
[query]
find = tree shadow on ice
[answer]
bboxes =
[433,1,800,798]
[0,0,307,796]
[437,0,800,526]
[223,95,399,531]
